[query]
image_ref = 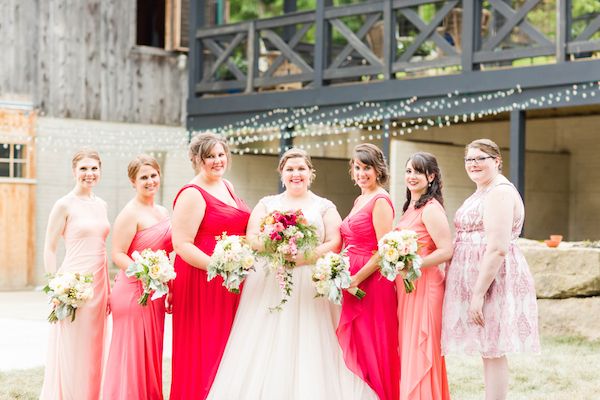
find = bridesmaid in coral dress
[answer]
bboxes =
[338,143,400,400]
[40,149,110,400]
[396,152,453,400]
[170,133,250,400]
[103,154,172,399]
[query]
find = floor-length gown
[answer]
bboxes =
[396,199,450,400]
[442,181,540,357]
[40,195,110,400]
[338,193,400,400]
[207,192,378,400]
[103,218,172,400]
[169,183,250,400]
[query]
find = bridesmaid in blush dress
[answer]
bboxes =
[338,143,400,400]
[170,133,251,400]
[396,153,452,400]
[40,149,110,400]
[103,154,172,399]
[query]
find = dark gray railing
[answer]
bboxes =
[191,0,600,95]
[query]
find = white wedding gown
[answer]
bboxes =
[207,193,378,400]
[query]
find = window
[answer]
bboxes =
[0,143,28,179]
[137,0,167,48]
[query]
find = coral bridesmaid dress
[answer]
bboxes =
[103,218,172,399]
[169,183,250,400]
[338,193,400,400]
[40,195,110,400]
[396,199,450,400]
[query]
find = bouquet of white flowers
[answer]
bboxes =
[207,233,256,293]
[312,250,365,305]
[378,229,422,293]
[43,272,94,323]
[126,249,176,305]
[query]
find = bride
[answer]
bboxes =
[207,148,378,400]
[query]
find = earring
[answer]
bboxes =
[428,182,432,187]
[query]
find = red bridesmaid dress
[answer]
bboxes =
[169,183,250,400]
[337,193,400,400]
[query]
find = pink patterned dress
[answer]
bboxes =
[103,218,172,400]
[442,182,540,358]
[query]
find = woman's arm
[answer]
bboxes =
[111,205,138,271]
[468,186,514,326]
[43,199,69,274]
[350,197,394,286]
[246,201,268,252]
[420,203,453,268]
[172,188,211,270]
[296,207,342,266]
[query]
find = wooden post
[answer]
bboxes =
[246,21,258,93]
[461,0,481,72]
[510,109,526,202]
[556,0,571,63]
[313,0,332,88]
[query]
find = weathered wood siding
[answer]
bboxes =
[1,0,187,125]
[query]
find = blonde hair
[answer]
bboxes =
[466,138,503,171]
[71,148,101,169]
[189,132,231,172]
[277,148,316,182]
[127,154,161,181]
[349,143,389,187]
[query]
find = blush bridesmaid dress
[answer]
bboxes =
[40,195,110,400]
[337,193,400,400]
[169,183,250,400]
[103,218,172,399]
[396,199,450,400]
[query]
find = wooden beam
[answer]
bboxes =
[510,109,526,203]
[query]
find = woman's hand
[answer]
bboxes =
[165,292,173,314]
[349,274,361,289]
[468,294,485,327]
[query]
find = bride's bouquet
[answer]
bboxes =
[208,233,256,293]
[312,250,365,305]
[258,209,318,311]
[126,249,176,305]
[43,272,94,323]
[378,229,422,293]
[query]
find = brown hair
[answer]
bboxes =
[277,148,316,182]
[71,148,101,169]
[403,152,444,212]
[349,143,389,187]
[189,132,231,172]
[127,154,161,181]
[465,138,503,171]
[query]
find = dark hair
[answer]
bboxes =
[402,152,444,213]
[349,143,389,187]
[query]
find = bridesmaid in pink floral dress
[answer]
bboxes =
[170,133,250,400]
[442,139,540,400]
[338,144,400,400]
[103,155,172,399]
[396,152,452,400]
[40,149,110,400]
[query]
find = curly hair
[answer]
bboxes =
[402,152,444,213]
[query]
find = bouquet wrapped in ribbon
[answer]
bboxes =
[208,233,256,294]
[312,250,365,305]
[126,249,176,305]
[258,209,318,311]
[378,229,422,293]
[43,272,94,323]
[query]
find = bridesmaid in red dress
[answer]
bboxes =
[338,143,400,400]
[170,133,251,400]
[103,154,172,399]
[396,152,452,400]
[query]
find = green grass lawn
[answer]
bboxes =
[1,336,598,399]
